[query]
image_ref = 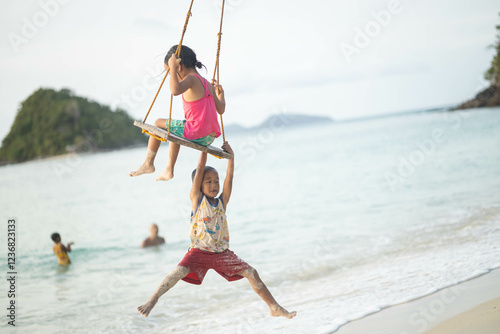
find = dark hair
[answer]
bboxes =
[165,45,204,70]
[51,233,60,242]
[191,166,218,182]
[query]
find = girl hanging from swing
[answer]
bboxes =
[129,45,225,181]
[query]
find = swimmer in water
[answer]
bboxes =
[51,232,73,265]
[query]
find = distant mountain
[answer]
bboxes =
[0,88,147,163]
[261,114,334,128]
[225,113,334,135]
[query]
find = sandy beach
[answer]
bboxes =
[425,297,500,334]
[336,268,500,334]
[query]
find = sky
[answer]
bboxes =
[0,0,498,141]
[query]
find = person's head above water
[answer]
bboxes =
[192,166,220,198]
[165,45,204,70]
[51,232,61,243]
[150,223,159,237]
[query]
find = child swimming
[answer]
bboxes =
[129,45,225,181]
[137,142,296,319]
[51,232,73,265]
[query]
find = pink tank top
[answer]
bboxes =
[182,74,221,140]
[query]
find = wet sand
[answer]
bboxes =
[336,268,500,334]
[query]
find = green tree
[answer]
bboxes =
[0,88,147,163]
[484,13,500,85]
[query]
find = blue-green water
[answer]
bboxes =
[1,108,499,333]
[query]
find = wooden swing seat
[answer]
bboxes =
[134,121,233,160]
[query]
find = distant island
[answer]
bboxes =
[225,113,334,135]
[454,13,500,110]
[0,88,147,163]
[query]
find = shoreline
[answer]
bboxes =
[335,268,500,334]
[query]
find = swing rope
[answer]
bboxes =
[141,0,228,145]
[142,0,194,125]
[212,0,226,142]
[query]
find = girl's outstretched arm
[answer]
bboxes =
[61,242,73,253]
[221,142,234,211]
[191,152,207,213]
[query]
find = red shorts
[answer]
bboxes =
[178,248,251,285]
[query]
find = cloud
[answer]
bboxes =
[134,12,175,31]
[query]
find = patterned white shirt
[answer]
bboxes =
[190,195,229,252]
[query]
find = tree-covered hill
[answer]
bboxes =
[0,88,147,163]
[455,13,500,109]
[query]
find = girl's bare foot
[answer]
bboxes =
[270,305,297,319]
[137,296,158,317]
[155,167,174,181]
[129,163,155,177]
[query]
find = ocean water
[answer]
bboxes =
[1,108,499,334]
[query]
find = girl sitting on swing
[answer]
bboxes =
[129,45,225,181]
